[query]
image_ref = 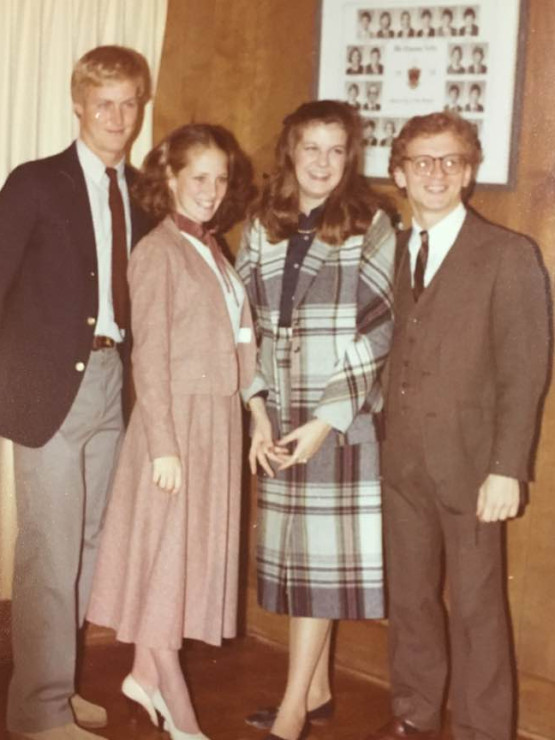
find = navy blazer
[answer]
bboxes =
[0,143,152,447]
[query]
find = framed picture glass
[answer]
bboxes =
[317,0,525,186]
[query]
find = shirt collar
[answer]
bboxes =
[298,203,324,231]
[411,202,466,245]
[76,138,126,185]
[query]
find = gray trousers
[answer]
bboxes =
[7,348,124,733]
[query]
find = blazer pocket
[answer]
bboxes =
[459,406,493,472]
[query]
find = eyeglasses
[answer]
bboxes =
[403,154,467,176]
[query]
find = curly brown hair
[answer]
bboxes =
[389,112,483,180]
[253,100,383,246]
[133,124,256,233]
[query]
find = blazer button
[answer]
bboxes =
[75,361,85,372]
[87,317,96,326]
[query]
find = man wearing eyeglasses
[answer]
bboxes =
[0,47,152,740]
[366,112,549,740]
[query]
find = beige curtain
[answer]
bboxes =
[0,0,168,599]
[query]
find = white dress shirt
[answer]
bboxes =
[77,139,132,342]
[408,202,466,288]
[182,231,246,344]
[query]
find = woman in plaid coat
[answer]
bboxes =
[237,101,395,740]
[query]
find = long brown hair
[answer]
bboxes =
[253,100,383,246]
[133,124,255,233]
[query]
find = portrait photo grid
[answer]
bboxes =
[318,0,523,183]
[344,5,487,153]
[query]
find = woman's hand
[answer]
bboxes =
[248,396,290,477]
[152,456,182,494]
[277,418,332,470]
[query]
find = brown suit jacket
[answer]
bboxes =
[383,209,550,511]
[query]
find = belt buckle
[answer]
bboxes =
[92,335,116,351]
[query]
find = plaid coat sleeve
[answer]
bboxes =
[313,210,395,433]
[236,223,270,403]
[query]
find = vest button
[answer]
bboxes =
[75,362,85,372]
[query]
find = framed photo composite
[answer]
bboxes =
[317,0,525,186]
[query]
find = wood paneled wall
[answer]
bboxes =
[154,2,555,738]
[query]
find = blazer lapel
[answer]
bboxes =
[394,233,416,319]
[57,143,97,271]
[164,217,239,345]
[125,165,151,248]
[414,211,489,357]
[292,236,336,311]
[257,234,289,318]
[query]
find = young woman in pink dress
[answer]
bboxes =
[87,123,256,740]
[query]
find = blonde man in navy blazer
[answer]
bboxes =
[0,46,152,740]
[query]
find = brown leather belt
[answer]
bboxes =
[92,335,117,351]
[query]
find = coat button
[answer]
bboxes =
[75,362,85,372]
[87,317,96,326]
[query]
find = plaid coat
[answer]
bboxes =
[237,209,395,618]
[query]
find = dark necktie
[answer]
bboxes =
[413,229,429,302]
[106,167,128,330]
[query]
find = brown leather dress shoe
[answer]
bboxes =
[70,695,108,729]
[365,718,439,740]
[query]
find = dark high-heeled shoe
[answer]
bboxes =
[246,699,333,729]
[263,718,311,740]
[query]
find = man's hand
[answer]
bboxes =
[476,473,520,522]
[152,456,182,494]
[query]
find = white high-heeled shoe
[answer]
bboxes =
[152,690,210,740]
[121,674,163,729]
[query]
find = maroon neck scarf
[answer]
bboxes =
[172,211,236,299]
